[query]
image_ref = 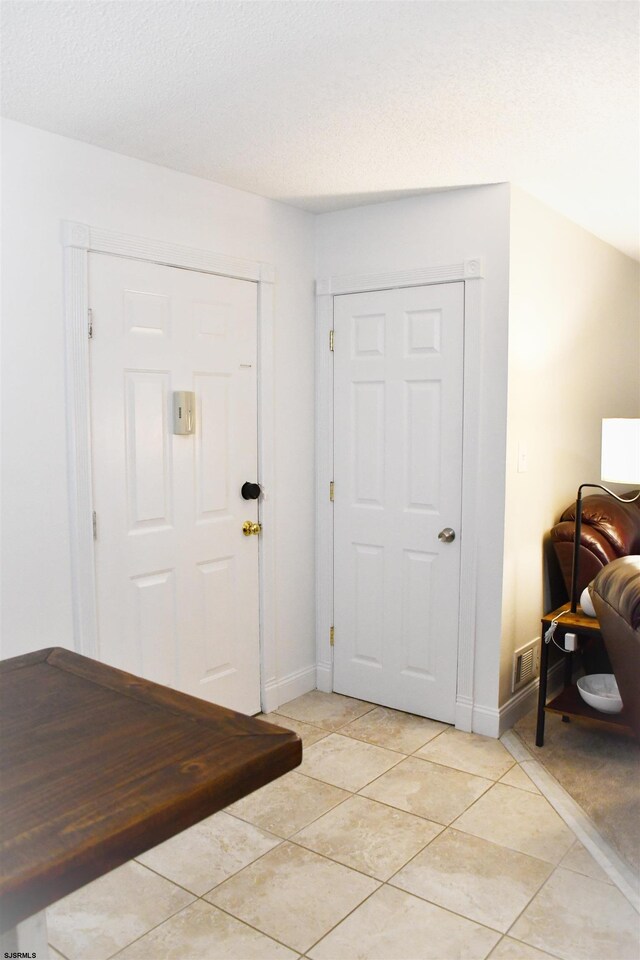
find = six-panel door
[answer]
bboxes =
[333,283,464,722]
[89,253,261,714]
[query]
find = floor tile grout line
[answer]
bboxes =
[291,706,518,775]
[407,753,508,782]
[307,878,505,958]
[331,730,443,757]
[383,824,449,886]
[274,703,378,733]
[284,828,438,886]
[297,742,406,792]
[193,895,309,956]
[353,787,452,825]
[332,723,451,756]
[501,865,579,960]
[132,812,287,895]
[222,782,571,938]
[197,831,507,951]
[445,780,577,869]
[385,816,560,890]
[101,857,556,960]
[302,879,384,957]
[348,754,632,883]
[384,831,556,937]
[303,729,410,761]
[219,764,475,879]
[204,845,383,956]
[374,882,522,939]
[301,735,513,797]
[200,836,381,913]
[101,893,204,960]
[46,942,71,960]
[130,856,205,898]
[275,695,454,733]
[497,930,566,960]
[235,781,360,841]
[361,744,506,787]
[501,732,640,911]
[503,861,564,943]
[224,781,357,841]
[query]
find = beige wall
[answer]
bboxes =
[501,187,640,706]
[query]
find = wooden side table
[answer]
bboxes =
[535,604,634,746]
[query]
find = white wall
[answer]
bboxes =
[0,119,317,704]
[315,185,512,725]
[502,188,640,706]
[5,121,635,729]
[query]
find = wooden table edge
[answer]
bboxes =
[0,649,302,930]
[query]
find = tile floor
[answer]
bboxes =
[47,692,640,960]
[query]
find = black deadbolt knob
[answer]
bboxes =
[241,482,261,500]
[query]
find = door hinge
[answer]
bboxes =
[88,308,94,339]
[92,511,97,540]
[329,481,334,502]
[330,626,335,647]
[329,329,334,352]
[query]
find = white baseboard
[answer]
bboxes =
[455,696,473,732]
[470,661,565,738]
[316,659,332,693]
[261,664,317,714]
[469,701,501,738]
[310,654,564,739]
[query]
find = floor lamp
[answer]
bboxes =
[569,418,640,613]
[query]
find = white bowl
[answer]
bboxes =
[577,674,623,714]
[580,586,597,617]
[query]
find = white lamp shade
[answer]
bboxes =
[601,419,640,484]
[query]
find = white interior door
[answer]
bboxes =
[333,282,464,722]
[89,253,261,714]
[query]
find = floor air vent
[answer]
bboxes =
[512,638,540,692]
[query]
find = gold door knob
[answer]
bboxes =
[242,520,262,536]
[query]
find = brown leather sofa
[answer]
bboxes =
[550,492,640,601]
[590,556,640,737]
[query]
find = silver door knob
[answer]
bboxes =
[438,527,456,543]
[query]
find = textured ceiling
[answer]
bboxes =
[2,1,638,258]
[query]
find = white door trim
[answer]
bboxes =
[61,221,276,712]
[315,259,484,731]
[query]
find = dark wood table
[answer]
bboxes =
[536,604,634,746]
[0,647,302,935]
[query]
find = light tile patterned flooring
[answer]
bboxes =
[47,692,640,960]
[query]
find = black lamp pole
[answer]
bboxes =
[569,482,640,612]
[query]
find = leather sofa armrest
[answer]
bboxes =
[550,523,618,599]
[561,492,640,557]
[591,555,640,631]
[551,521,619,567]
[591,556,640,737]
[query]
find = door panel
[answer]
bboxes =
[333,282,464,722]
[90,253,260,714]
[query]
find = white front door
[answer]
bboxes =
[89,253,261,714]
[333,282,464,722]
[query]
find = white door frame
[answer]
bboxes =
[315,258,484,731]
[61,221,277,711]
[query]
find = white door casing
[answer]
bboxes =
[89,254,260,713]
[62,222,278,713]
[333,282,464,721]
[315,259,483,731]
